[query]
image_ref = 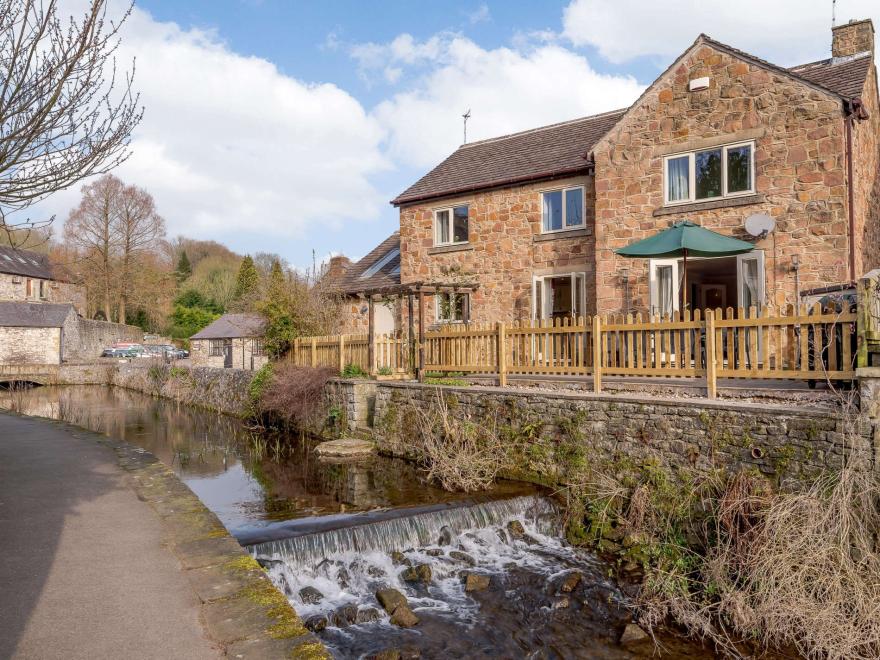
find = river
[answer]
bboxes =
[0,385,716,659]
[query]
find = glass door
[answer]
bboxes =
[736,251,764,311]
[649,258,679,317]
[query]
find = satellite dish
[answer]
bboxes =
[745,213,775,238]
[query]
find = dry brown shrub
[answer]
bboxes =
[407,389,508,492]
[258,364,334,430]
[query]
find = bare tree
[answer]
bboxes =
[116,182,164,322]
[0,0,142,245]
[63,173,122,319]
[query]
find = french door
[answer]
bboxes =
[532,272,587,320]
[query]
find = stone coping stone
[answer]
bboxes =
[374,379,835,418]
[17,414,331,660]
[314,437,376,457]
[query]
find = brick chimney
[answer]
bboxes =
[323,255,352,283]
[832,18,874,59]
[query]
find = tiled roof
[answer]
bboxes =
[789,53,873,99]
[0,302,74,327]
[331,232,401,295]
[391,110,626,206]
[0,245,54,279]
[190,313,266,340]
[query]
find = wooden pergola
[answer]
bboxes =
[353,281,479,379]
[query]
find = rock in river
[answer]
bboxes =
[437,525,454,545]
[390,551,411,566]
[448,550,476,566]
[559,571,582,593]
[299,586,324,604]
[304,615,327,633]
[368,647,421,660]
[356,607,382,624]
[620,623,649,647]
[390,604,420,628]
[507,519,525,539]
[400,564,432,584]
[331,604,359,627]
[376,588,408,614]
[464,572,490,592]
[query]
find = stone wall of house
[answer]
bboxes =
[853,59,880,276]
[63,317,142,360]
[190,337,268,370]
[592,41,850,315]
[399,174,596,326]
[369,381,877,485]
[334,298,403,336]
[0,326,61,364]
[0,274,86,315]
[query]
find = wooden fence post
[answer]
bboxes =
[705,310,717,399]
[592,315,602,393]
[339,334,345,374]
[497,321,507,387]
[367,297,376,375]
[417,290,426,382]
[292,337,299,365]
[310,337,317,368]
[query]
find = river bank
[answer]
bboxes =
[0,410,325,659]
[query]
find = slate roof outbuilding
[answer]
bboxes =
[0,245,54,279]
[190,313,267,340]
[0,302,74,328]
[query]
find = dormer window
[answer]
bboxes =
[664,141,754,205]
[434,205,469,246]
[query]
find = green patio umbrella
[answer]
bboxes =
[615,221,754,311]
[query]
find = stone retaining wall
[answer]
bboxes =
[367,381,878,485]
[324,379,378,432]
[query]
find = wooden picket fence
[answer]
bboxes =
[289,333,410,375]
[288,304,857,397]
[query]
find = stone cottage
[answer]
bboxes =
[0,245,86,315]
[374,19,880,326]
[0,302,141,364]
[189,314,268,370]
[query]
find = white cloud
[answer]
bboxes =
[43,5,389,246]
[562,0,880,65]
[368,35,644,169]
[468,4,491,25]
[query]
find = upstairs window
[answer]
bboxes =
[542,186,584,232]
[434,205,469,246]
[664,141,754,205]
[436,292,468,323]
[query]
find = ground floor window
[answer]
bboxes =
[250,339,266,356]
[208,339,226,356]
[436,292,468,323]
[532,272,586,320]
[648,251,765,316]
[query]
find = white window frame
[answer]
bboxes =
[359,248,399,280]
[435,292,468,324]
[433,204,469,246]
[540,186,586,234]
[648,258,680,317]
[663,140,755,206]
[531,272,587,320]
[736,251,765,310]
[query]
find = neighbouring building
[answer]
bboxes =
[325,233,403,336]
[0,245,86,315]
[0,302,141,365]
[189,314,268,370]
[352,19,880,328]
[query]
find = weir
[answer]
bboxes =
[247,494,558,565]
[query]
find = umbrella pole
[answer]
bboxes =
[682,249,688,314]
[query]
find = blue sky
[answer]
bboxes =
[44,0,879,270]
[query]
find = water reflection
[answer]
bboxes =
[0,385,530,535]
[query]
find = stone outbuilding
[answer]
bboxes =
[0,302,140,364]
[0,245,86,315]
[189,314,268,370]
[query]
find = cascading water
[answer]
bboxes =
[247,495,669,659]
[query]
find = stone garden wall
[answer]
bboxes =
[368,381,878,486]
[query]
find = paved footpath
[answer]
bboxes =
[0,413,325,660]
